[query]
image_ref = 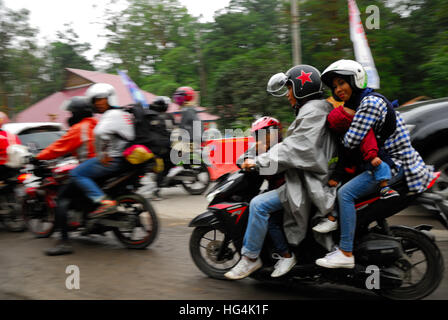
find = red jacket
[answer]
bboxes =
[0,130,21,165]
[327,106,378,161]
[37,117,98,161]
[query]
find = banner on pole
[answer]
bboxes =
[348,0,380,89]
[117,70,150,109]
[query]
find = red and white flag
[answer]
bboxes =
[348,0,380,89]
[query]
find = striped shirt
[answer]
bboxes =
[343,95,434,193]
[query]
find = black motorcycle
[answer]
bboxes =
[22,159,159,249]
[189,169,445,300]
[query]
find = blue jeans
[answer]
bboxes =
[338,166,404,252]
[70,157,125,203]
[372,161,391,182]
[242,189,286,259]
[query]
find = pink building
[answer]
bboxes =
[15,68,219,126]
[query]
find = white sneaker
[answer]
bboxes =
[224,256,262,280]
[315,249,355,269]
[271,253,297,278]
[312,218,338,233]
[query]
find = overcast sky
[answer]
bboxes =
[2,0,231,59]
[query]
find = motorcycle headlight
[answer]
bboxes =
[206,192,217,203]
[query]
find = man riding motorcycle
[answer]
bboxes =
[38,96,98,256]
[225,65,338,280]
[69,83,134,220]
[36,96,97,162]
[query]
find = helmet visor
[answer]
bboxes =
[267,73,289,97]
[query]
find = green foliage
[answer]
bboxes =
[1,0,448,127]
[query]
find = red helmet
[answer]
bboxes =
[0,111,9,128]
[251,116,281,133]
[173,86,195,106]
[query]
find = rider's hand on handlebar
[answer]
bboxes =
[30,156,42,167]
[242,158,256,171]
[328,179,339,187]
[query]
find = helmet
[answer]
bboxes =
[61,96,94,126]
[251,116,282,146]
[150,96,171,113]
[0,111,9,128]
[321,59,368,91]
[173,86,195,106]
[251,116,281,133]
[85,83,119,108]
[60,96,92,114]
[267,65,323,100]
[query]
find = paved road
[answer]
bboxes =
[0,187,447,300]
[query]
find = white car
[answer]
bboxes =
[3,122,65,155]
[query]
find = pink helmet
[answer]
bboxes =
[251,116,282,133]
[173,86,195,106]
[0,111,9,128]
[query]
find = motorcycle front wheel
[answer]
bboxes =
[112,194,159,249]
[189,226,240,280]
[22,197,55,238]
[378,226,444,300]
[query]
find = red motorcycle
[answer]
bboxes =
[189,169,446,300]
[22,158,159,249]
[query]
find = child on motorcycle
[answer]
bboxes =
[250,117,298,277]
[312,103,399,234]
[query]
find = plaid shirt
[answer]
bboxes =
[343,95,434,193]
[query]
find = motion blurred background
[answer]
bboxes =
[0,0,446,130]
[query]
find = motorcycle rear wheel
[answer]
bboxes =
[181,163,210,195]
[189,226,240,280]
[378,226,444,300]
[112,194,159,249]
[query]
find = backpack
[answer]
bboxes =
[122,103,172,164]
[366,92,398,147]
[365,92,399,169]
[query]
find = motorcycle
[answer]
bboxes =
[140,141,210,196]
[22,158,159,249]
[189,169,446,300]
[0,144,33,232]
[0,169,28,232]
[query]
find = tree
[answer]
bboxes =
[39,25,94,96]
[0,1,41,113]
[101,0,199,84]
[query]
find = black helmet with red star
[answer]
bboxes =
[267,64,323,101]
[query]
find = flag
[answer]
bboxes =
[348,0,380,89]
[117,70,150,109]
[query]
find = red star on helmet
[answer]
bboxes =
[296,70,313,86]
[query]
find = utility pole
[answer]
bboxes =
[291,0,302,65]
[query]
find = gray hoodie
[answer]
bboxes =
[94,108,135,158]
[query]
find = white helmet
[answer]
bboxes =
[321,59,368,90]
[85,83,119,108]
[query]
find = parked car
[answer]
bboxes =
[2,122,65,155]
[399,97,448,195]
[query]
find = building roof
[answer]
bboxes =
[14,68,219,125]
